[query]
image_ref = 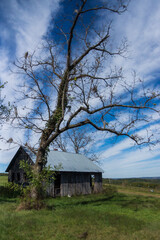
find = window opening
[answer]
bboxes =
[17,172,20,182]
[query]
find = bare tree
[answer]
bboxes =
[12,0,159,198]
[0,83,11,125]
[52,129,98,161]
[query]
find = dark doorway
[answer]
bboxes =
[90,174,95,191]
[54,174,61,196]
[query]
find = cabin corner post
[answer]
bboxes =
[94,173,102,193]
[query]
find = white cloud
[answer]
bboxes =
[102,144,160,178]
[4,0,60,56]
[112,0,160,80]
[101,128,160,178]
[0,147,18,166]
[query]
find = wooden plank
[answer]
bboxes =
[94,173,102,193]
[68,173,76,196]
[61,173,69,196]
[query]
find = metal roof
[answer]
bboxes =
[23,147,103,173]
[46,151,103,173]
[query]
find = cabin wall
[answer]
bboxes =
[46,172,103,197]
[93,173,102,193]
[46,182,55,197]
[8,150,32,184]
[60,172,92,196]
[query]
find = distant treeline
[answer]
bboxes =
[0,173,8,176]
[103,178,160,189]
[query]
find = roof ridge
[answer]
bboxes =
[49,150,83,156]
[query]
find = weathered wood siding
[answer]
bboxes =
[46,182,55,197]
[60,172,92,196]
[8,148,33,184]
[46,172,102,197]
[93,173,102,193]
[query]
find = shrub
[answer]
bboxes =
[18,160,55,210]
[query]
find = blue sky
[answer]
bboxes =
[0,0,160,178]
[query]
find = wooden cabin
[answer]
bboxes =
[6,146,103,197]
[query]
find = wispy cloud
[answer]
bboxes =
[101,124,160,178]
[112,0,160,80]
[102,145,160,178]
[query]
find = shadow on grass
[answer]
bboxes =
[47,192,160,212]
[46,194,116,210]
[78,195,115,205]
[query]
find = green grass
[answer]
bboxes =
[0,175,8,186]
[104,183,160,196]
[1,191,160,240]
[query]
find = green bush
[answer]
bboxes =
[18,160,55,209]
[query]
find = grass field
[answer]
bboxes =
[0,175,8,186]
[1,176,160,240]
[104,183,160,198]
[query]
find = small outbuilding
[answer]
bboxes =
[6,146,103,197]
